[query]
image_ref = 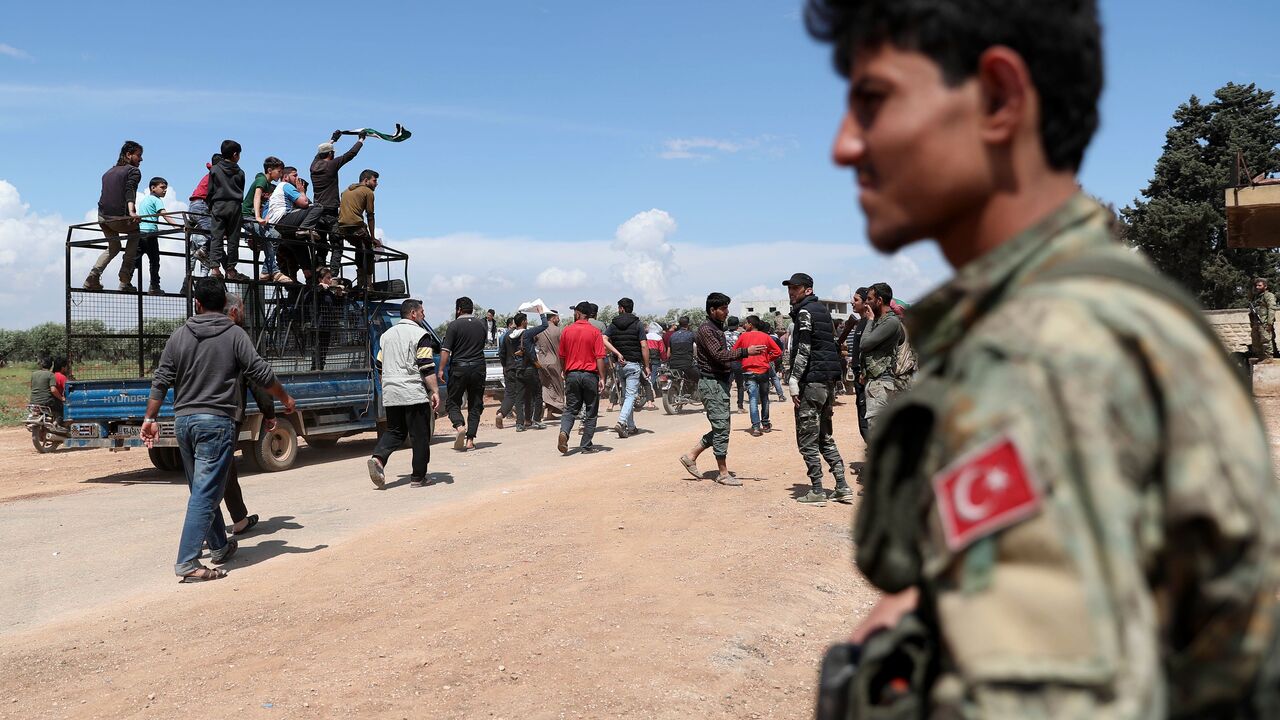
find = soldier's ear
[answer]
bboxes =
[975,46,1032,150]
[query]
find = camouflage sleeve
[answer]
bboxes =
[903,295,1279,718]
[1264,292,1277,325]
[790,308,812,386]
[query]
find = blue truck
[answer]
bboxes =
[54,217,433,472]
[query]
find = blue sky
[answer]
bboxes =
[2,0,1279,325]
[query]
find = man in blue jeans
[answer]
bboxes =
[142,278,295,583]
[602,297,650,438]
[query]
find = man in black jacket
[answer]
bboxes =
[311,130,364,267]
[206,140,247,281]
[784,273,850,505]
[603,297,650,438]
[438,296,488,451]
[495,313,545,431]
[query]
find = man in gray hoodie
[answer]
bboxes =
[142,277,295,582]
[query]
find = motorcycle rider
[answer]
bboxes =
[30,355,63,419]
[666,316,699,397]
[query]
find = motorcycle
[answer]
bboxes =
[658,366,703,415]
[25,404,68,454]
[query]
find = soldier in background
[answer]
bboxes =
[1250,277,1277,361]
[806,0,1280,717]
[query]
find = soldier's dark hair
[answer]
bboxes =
[37,354,52,370]
[727,316,740,328]
[870,282,893,304]
[220,139,242,157]
[513,312,528,327]
[117,140,142,165]
[617,297,634,313]
[678,316,691,328]
[148,177,167,189]
[359,169,380,183]
[587,303,599,318]
[53,356,68,373]
[194,277,227,312]
[855,286,869,301]
[263,156,284,172]
[400,299,423,318]
[804,0,1103,171]
[706,292,731,312]
[456,296,474,314]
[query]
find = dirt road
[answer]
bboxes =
[0,398,876,719]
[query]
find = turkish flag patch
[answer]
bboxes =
[932,435,1042,552]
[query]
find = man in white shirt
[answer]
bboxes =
[368,299,441,489]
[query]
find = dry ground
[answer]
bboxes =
[0,395,877,719]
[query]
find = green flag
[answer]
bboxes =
[339,123,412,142]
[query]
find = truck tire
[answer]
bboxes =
[251,421,298,472]
[148,447,181,472]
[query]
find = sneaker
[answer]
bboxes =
[749,426,762,437]
[532,422,547,430]
[614,422,629,439]
[714,473,743,486]
[495,413,505,430]
[829,485,854,503]
[580,444,600,454]
[762,422,773,433]
[796,489,828,505]
[453,427,466,450]
[224,268,247,282]
[83,274,103,291]
[557,431,569,454]
[367,457,385,489]
[118,281,138,293]
[409,477,427,488]
[195,247,214,270]
[516,425,527,432]
[210,539,238,564]
[147,285,163,296]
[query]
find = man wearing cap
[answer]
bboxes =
[784,273,851,504]
[311,130,365,266]
[556,302,607,454]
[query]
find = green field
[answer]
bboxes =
[0,363,37,427]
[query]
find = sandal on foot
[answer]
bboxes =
[713,473,743,486]
[179,566,227,583]
[231,514,259,536]
[679,455,701,480]
[210,539,238,564]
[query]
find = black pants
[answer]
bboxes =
[209,202,241,271]
[561,370,600,447]
[373,403,432,479]
[446,363,486,439]
[730,362,745,407]
[338,224,374,282]
[510,367,543,425]
[223,421,248,524]
[134,231,161,287]
[854,379,869,441]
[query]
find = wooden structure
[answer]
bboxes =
[1226,151,1280,248]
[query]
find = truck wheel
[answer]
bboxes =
[251,421,298,472]
[31,428,61,453]
[148,447,180,472]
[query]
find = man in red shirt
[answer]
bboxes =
[557,301,607,454]
[733,315,782,435]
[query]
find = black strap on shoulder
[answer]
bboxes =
[1033,253,1248,392]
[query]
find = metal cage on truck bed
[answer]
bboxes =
[65,213,410,379]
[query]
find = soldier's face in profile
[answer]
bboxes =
[833,45,990,253]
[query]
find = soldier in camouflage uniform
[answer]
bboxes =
[858,282,904,432]
[783,273,852,505]
[805,0,1280,717]
[1250,277,1277,361]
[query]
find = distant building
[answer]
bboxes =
[735,297,850,330]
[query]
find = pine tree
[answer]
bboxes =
[1123,82,1280,308]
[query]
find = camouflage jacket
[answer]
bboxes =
[1251,290,1277,327]
[856,194,1280,718]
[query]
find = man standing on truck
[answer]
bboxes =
[438,296,487,452]
[312,130,365,267]
[142,278,295,583]
[368,299,441,489]
[83,140,143,292]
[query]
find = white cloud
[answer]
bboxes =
[0,180,73,326]
[428,273,477,295]
[0,44,31,61]
[536,266,588,290]
[659,134,796,161]
[612,209,678,305]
